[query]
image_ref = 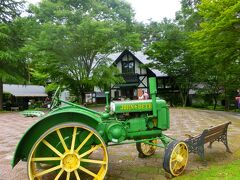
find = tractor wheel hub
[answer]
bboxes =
[176,154,183,162]
[61,153,80,172]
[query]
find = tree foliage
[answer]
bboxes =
[145,19,196,106]
[92,61,124,92]
[144,1,202,106]
[0,0,27,110]
[191,0,240,109]
[176,0,202,31]
[145,0,240,109]
[1,0,239,110]
[0,20,27,83]
[24,0,141,103]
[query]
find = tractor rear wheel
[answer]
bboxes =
[163,140,188,177]
[136,139,157,158]
[27,123,108,180]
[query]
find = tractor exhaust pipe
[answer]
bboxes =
[149,77,157,117]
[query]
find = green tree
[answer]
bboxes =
[26,0,141,103]
[175,0,202,31]
[0,0,27,110]
[92,61,124,92]
[145,19,196,106]
[191,0,240,109]
[144,0,204,107]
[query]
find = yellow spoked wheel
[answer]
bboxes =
[163,140,188,177]
[27,123,108,180]
[136,139,157,158]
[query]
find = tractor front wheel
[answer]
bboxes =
[27,123,108,180]
[163,140,188,177]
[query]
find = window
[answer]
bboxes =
[157,78,172,89]
[165,78,172,88]
[122,61,134,73]
[114,90,119,99]
[158,79,164,88]
[122,55,134,73]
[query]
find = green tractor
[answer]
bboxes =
[12,77,189,179]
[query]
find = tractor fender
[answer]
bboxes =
[11,106,102,168]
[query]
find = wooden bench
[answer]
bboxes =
[185,121,232,162]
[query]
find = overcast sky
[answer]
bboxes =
[25,0,181,23]
[126,0,181,22]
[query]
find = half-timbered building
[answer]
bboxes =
[105,49,178,101]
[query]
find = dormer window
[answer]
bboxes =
[122,55,134,74]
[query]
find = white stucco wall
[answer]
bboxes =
[135,60,147,75]
[141,67,147,74]
[135,60,140,74]
[117,61,122,73]
[111,89,115,98]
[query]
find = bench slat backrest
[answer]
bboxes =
[204,121,231,143]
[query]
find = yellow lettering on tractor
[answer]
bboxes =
[120,103,152,111]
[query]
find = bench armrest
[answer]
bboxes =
[185,133,194,139]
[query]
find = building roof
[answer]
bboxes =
[107,50,167,77]
[3,84,48,97]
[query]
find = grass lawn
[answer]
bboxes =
[177,159,240,180]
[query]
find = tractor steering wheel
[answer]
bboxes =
[50,86,61,110]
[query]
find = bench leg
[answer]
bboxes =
[220,134,232,153]
[197,145,207,166]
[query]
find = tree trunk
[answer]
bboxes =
[213,95,217,110]
[81,92,85,105]
[180,90,187,107]
[184,94,188,107]
[0,78,3,110]
[74,92,81,105]
[224,91,230,111]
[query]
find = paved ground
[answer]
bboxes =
[0,108,240,179]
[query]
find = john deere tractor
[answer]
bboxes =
[12,77,188,179]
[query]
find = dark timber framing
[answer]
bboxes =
[110,49,170,100]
